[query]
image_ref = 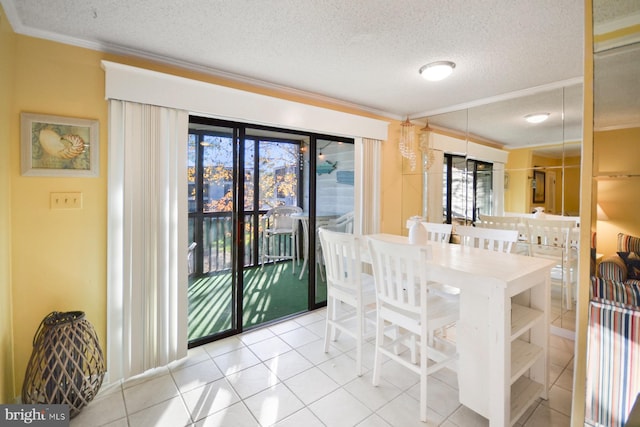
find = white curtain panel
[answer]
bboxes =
[107,100,188,382]
[361,138,381,235]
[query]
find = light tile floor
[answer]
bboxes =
[71,308,575,427]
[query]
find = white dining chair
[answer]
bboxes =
[432,225,519,341]
[421,222,453,243]
[525,218,577,310]
[318,227,376,376]
[420,221,458,304]
[455,225,519,253]
[475,215,529,255]
[260,205,302,272]
[367,236,458,422]
[475,214,522,230]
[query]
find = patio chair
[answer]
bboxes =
[260,205,302,273]
[310,211,354,280]
[187,242,197,274]
[329,211,354,234]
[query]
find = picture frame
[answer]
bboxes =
[21,112,99,177]
[532,170,546,203]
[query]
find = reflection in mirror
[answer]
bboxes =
[419,109,468,223]
[420,83,584,334]
[586,1,640,424]
[479,88,566,217]
[592,0,640,260]
[593,1,640,262]
[592,2,640,292]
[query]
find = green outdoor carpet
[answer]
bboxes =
[188,261,326,341]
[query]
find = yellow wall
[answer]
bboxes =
[3,27,399,398]
[381,121,405,235]
[400,126,423,234]
[0,5,16,403]
[594,127,640,174]
[564,155,581,215]
[9,36,109,400]
[594,127,640,256]
[505,147,581,215]
[531,153,562,213]
[504,148,532,213]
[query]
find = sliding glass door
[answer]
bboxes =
[187,118,354,346]
[443,154,493,224]
[242,130,305,329]
[187,124,237,343]
[314,139,355,303]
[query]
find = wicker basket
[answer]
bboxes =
[22,311,105,418]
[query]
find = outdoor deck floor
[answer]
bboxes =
[188,260,327,341]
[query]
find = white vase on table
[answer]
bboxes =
[407,216,427,245]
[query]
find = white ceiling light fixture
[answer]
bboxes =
[419,61,456,81]
[524,113,550,124]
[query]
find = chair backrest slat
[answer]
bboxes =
[421,222,453,243]
[455,225,519,253]
[319,227,362,293]
[524,218,576,259]
[265,205,302,231]
[475,214,522,230]
[368,237,431,314]
[329,211,354,234]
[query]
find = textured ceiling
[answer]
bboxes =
[593,0,640,133]
[594,0,640,24]
[2,0,637,153]
[2,0,584,119]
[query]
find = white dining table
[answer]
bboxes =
[364,234,556,427]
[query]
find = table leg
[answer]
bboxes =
[488,288,511,427]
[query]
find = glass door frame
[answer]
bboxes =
[188,116,352,347]
[443,153,494,224]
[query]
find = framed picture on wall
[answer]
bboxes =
[21,112,99,177]
[532,170,546,203]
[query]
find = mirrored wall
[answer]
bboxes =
[592,1,640,298]
[417,82,584,334]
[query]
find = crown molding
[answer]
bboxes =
[409,77,584,119]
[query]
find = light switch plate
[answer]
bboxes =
[50,192,82,209]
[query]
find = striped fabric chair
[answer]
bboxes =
[586,297,640,427]
[620,233,640,252]
[587,233,640,426]
[599,233,640,286]
[591,277,640,306]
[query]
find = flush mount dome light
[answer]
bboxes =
[419,61,456,81]
[524,113,550,124]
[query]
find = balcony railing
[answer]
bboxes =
[188,211,295,275]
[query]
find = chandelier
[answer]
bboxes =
[419,121,435,170]
[399,118,416,171]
